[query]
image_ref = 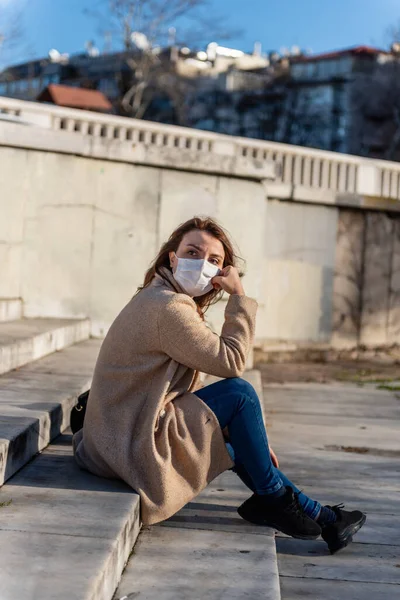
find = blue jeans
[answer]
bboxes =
[196,377,321,520]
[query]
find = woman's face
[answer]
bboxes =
[169,230,225,271]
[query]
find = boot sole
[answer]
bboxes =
[237,506,321,540]
[326,514,367,554]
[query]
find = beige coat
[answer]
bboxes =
[73,268,258,524]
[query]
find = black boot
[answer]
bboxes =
[321,504,366,554]
[238,486,322,540]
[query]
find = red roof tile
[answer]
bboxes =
[292,45,388,64]
[37,84,113,111]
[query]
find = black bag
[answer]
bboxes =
[70,389,90,434]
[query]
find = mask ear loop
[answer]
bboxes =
[171,252,178,269]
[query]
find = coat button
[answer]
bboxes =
[160,409,166,418]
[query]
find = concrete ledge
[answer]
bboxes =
[0,433,141,600]
[267,183,400,213]
[0,318,91,376]
[0,338,101,486]
[0,121,275,181]
[254,341,400,364]
[0,299,22,323]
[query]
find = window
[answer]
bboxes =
[42,75,52,87]
[98,77,118,98]
[338,56,353,74]
[315,61,324,79]
[336,88,347,111]
[0,83,7,95]
[338,113,347,132]
[305,62,317,78]
[329,60,339,77]
[291,64,306,79]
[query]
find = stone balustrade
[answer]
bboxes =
[1,94,400,205]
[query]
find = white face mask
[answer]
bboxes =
[172,254,220,297]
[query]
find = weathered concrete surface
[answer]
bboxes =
[0,433,140,600]
[388,218,400,344]
[0,317,90,375]
[262,380,400,599]
[0,141,347,346]
[261,199,337,343]
[332,209,400,348]
[0,338,101,485]
[280,578,398,600]
[0,298,22,322]
[332,210,365,348]
[2,110,400,347]
[0,144,273,340]
[115,521,278,600]
[114,370,280,600]
[360,213,394,346]
[114,471,280,600]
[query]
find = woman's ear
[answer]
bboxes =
[169,251,176,270]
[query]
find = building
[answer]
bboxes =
[0,42,280,127]
[2,42,399,160]
[174,43,289,137]
[280,46,392,153]
[0,49,133,109]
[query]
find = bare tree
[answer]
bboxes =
[277,86,334,149]
[387,19,400,49]
[0,2,25,69]
[349,57,400,161]
[347,22,400,160]
[87,0,238,123]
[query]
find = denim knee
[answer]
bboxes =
[228,377,257,400]
[228,378,262,415]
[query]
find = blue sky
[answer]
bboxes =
[3,0,400,65]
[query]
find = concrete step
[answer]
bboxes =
[114,371,281,600]
[0,298,22,322]
[0,367,278,600]
[0,317,90,376]
[0,432,140,600]
[0,338,101,486]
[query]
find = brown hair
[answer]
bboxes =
[140,217,243,316]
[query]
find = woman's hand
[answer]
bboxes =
[269,445,279,468]
[212,266,244,296]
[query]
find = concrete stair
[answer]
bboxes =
[114,371,281,600]
[0,316,92,486]
[0,317,280,600]
[0,337,100,486]
[0,432,141,600]
[0,324,141,600]
[0,317,90,375]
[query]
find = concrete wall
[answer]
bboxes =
[0,144,270,339]
[0,141,339,344]
[332,210,400,347]
[260,199,338,342]
[331,210,365,348]
[1,113,399,348]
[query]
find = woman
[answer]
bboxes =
[73,217,366,554]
